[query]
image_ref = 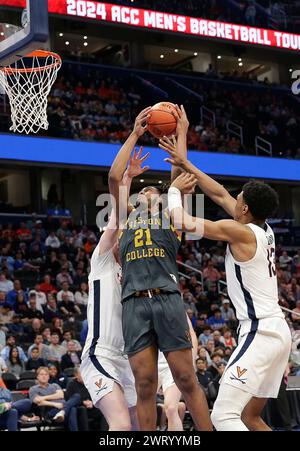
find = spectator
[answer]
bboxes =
[58,294,81,318]
[6,314,25,340]
[66,367,105,431]
[6,346,26,379]
[206,309,226,331]
[46,251,61,278]
[0,329,5,350]
[57,282,75,303]
[0,304,15,329]
[51,317,64,339]
[29,366,80,430]
[27,334,50,361]
[16,223,32,241]
[0,273,13,294]
[207,352,224,379]
[42,327,51,345]
[195,358,213,389]
[182,291,197,316]
[43,295,61,323]
[212,330,225,349]
[220,299,237,326]
[22,296,44,324]
[6,280,27,309]
[48,363,68,389]
[60,341,81,372]
[56,269,73,289]
[279,251,292,270]
[0,386,33,430]
[45,231,61,249]
[0,335,27,363]
[39,274,57,295]
[203,260,221,288]
[74,282,88,307]
[0,291,6,307]
[26,346,46,371]
[185,253,202,273]
[47,333,66,363]
[224,346,233,362]
[222,328,237,349]
[29,286,47,313]
[0,356,8,376]
[14,293,29,317]
[61,330,82,352]
[198,326,213,346]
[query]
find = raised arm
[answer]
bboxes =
[159,136,237,218]
[99,148,150,255]
[170,105,189,183]
[168,173,254,251]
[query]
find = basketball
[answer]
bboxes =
[147,102,177,139]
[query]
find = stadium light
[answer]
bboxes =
[194,52,198,56]
[84,42,88,47]
[238,62,243,67]
[289,68,293,72]
[65,41,70,46]
[238,57,242,62]
[217,55,222,59]
[174,49,179,53]
[160,54,164,59]
[59,33,63,37]
[140,179,144,183]
[158,181,162,184]
[84,36,88,40]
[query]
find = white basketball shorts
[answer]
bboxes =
[220,317,291,398]
[80,348,136,408]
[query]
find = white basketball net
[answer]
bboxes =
[0,51,61,134]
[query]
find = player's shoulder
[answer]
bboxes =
[90,243,115,274]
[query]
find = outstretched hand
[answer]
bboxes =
[126,147,150,179]
[173,104,189,135]
[159,135,187,168]
[171,172,197,194]
[133,107,152,137]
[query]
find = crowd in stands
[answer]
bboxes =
[0,216,300,429]
[33,62,300,159]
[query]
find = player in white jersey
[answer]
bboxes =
[157,316,198,431]
[159,127,291,431]
[81,109,151,430]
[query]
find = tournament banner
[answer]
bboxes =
[1,0,300,51]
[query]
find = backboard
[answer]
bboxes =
[0,0,49,67]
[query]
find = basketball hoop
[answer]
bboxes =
[0,50,62,134]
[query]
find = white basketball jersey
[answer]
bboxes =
[81,244,124,359]
[225,223,283,327]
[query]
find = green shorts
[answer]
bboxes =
[122,292,192,355]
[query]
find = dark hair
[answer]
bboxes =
[196,357,206,364]
[153,182,170,195]
[9,346,21,366]
[242,181,279,220]
[51,332,59,337]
